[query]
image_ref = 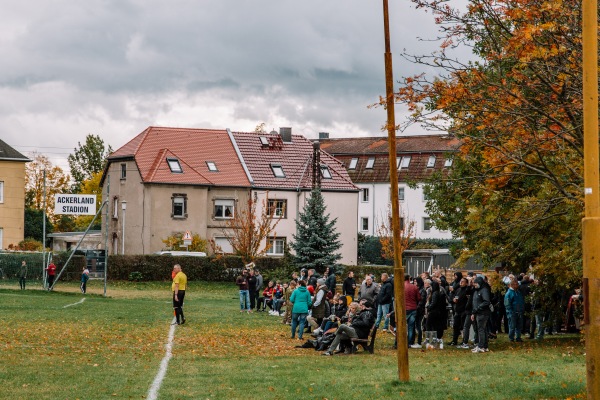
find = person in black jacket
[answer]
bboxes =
[471,275,492,353]
[415,277,427,346]
[375,273,394,332]
[322,300,375,356]
[426,280,448,339]
[449,277,469,345]
[342,271,357,299]
[326,266,337,294]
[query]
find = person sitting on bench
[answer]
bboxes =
[321,300,375,356]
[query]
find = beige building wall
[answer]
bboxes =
[254,189,358,266]
[102,160,251,255]
[0,161,26,249]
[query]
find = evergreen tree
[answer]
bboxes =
[291,188,341,271]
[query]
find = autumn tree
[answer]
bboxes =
[291,188,341,271]
[73,171,104,230]
[68,134,112,193]
[394,0,585,307]
[376,203,416,263]
[25,153,71,223]
[221,192,283,264]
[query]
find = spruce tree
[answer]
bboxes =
[291,188,342,271]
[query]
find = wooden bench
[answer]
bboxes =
[350,325,378,354]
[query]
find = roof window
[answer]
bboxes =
[427,155,436,168]
[444,158,454,167]
[366,157,375,169]
[349,158,358,169]
[399,156,411,169]
[167,158,183,173]
[206,161,218,171]
[259,136,270,146]
[320,165,332,179]
[271,164,286,178]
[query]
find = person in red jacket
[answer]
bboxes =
[404,274,422,349]
[45,262,57,290]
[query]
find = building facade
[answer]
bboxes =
[0,139,30,249]
[319,135,460,240]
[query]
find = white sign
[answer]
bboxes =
[54,194,97,215]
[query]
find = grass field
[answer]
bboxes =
[0,279,587,400]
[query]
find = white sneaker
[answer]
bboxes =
[471,346,480,353]
[410,344,422,349]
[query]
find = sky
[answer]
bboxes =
[1,0,464,173]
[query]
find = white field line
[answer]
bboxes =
[63,298,86,308]
[147,318,177,400]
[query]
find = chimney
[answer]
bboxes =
[318,132,329,140]
[279,127,292,143]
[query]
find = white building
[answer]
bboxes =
[320,134,460,240]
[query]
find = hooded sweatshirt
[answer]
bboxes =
[472,276,491,316]
[290,286,312,314]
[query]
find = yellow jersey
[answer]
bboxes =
[172,271,187,291]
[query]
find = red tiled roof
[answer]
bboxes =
[319,135,461,154]
[107,126,250,187]
[320,135,461,183]
[232,131,357,191]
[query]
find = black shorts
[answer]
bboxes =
[173,290,186,308]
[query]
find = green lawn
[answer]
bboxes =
[0,280,587,399]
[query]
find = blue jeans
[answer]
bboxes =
[375,303,391,329]
[507,311,523,340]
[291,312,308,339]
[239,290,250,310]
[406,309,417,345]
[534,313,545,339]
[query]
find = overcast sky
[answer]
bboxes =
[1,0,461,172]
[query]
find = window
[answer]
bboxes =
[365,157,375,169]
[271,164,285,178]
[427,155,436,168]
[112,197,119,219]
[398,187,405,201]
[400,217,405,231]
[0,228,3,249]
[399,156,411,169]
[267,199,287,218]
[396,157,401,169]
[172,194,188,218]
[267,237,286,256]
[0,181,3,203]
[213,237,234,254]
[423,190,431,201]
[167,158,183,173]
[259,136,270,146]
[214,199,235,219]
[112,234,119,255]
[444,158,454,167]
[361,188,369,202]
[349,158,358,169]
[120,163,127,180]
[320,165,332,179]
[206,161,218,171]
[361,217,369,231]
[423,217,432,231]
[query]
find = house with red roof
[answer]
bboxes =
[319,134,460,240]
[232,128,359,265]
[101,126,359,265]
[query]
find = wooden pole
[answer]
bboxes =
[383,0,409,381]
[581,0,599,397]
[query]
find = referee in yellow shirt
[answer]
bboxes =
[172,264,187,325]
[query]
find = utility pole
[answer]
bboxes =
[581,0,599,397]
[382,0,409,381]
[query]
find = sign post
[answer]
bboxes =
[182,231,192,250]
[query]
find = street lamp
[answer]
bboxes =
[121,201,127,255]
